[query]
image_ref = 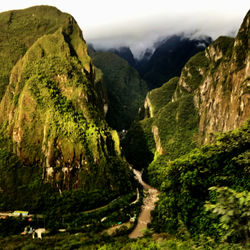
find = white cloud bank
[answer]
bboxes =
[1,0,249,56]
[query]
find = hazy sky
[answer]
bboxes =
[0,1,249,57]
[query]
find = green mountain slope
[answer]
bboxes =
[0,6,134,210]
[149,120,250,239]
[0,5,90,100]
[91,51,148,131]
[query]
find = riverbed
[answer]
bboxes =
[129,168,160,238]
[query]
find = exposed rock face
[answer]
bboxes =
[152,125,164,155]
[0,6,133,194]
[194,12,250,144]
[144,95,154,118]
[154,10,250,147]
[147,10,250,148]
[124,11,249,166]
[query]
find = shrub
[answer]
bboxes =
[205,186,250,244]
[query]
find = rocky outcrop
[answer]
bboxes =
[152,125,164,155]
[144,94,154,118]
[167,11,250,145]
[195,12,249,143]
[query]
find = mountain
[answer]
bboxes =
[106,35,212,89]
[0,5,249,248]
[138,35,212,89]
[90,50,148,131]
[123,11,250,169]
[108,47,137,68]
[0,6,134,210]
[146,11,250,238]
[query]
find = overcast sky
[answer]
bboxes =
[0,1,249,57]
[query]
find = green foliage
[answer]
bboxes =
[0,135,138,233]
[0,138,135,214]
[205,187,250,244]
[123,79,199,170]
[45,191,138,232]
[122,119,155,170]
[182,51,209,91]
[153,93,199,159]
[0,231,248,249]
[92,52,148,130]
[148,121,249,243]
[148,77,179,115]
[0,18,135,197]
[0,5,80,100]
[0,6,136,219]
[0,137,54,213]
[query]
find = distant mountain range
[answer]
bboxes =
[99,35,212,89]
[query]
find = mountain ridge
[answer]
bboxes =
[98,35,212,89]
[0,6,134,199]
[124,10,250,169]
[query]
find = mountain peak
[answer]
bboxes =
[0,5,134,195]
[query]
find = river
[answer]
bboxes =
[129,168,160,238]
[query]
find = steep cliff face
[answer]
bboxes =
[0,6,133,194]
[124,11,249,168]
[142,76,199,159]
[196,13,250,143]
[176,11,249,144]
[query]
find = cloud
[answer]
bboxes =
[87,10,245,58]
[1,1,248,58]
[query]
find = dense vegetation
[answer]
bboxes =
[148,121,249,244]
[0,5,86,101]
[0,136,138,216]
[1,121,248,246]
[0,231,248,249]
[0,6,249,250]
[121,118,155,170]
[0,6,135,199]
[91,51,148,131]
[123,75,200,170]
[123,10,250,173]
[0,8,138,243]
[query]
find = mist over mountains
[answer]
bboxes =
[91,33,213,89]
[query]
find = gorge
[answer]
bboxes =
[0,5,249,249]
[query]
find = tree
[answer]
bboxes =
[205,186,250,244]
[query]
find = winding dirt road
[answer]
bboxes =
[129,168,159,238]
